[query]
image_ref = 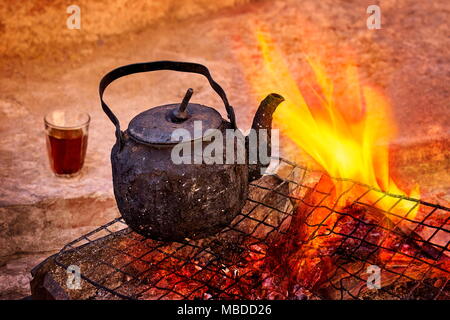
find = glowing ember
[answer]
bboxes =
[239,28,420,220]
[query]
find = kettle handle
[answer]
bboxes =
[99,61,237,148]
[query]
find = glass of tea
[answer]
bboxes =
[44,110,90,177]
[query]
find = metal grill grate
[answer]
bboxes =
[54,158,450,300]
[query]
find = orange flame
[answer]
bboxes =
[242,29,420,219]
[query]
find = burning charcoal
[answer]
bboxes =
[265,173,450,300]
[30,173,293,300]
[29,161,450,300]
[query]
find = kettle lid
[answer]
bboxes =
[127,102,223,145]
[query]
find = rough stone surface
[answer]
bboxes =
[0,0,449,299]
[0,252,55,299]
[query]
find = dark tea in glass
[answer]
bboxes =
[44,110,90,177]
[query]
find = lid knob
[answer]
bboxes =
[170,88,193,122]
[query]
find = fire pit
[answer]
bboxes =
[30,159,449,300]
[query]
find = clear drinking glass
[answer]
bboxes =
[44,110,90,177]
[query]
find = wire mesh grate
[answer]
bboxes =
[54,158,450,300]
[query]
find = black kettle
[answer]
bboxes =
[100,61,284,241]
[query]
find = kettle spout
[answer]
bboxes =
[246,93,285,181]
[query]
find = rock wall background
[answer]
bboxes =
[0,0,250,58]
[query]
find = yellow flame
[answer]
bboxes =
[249,30,420,219]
